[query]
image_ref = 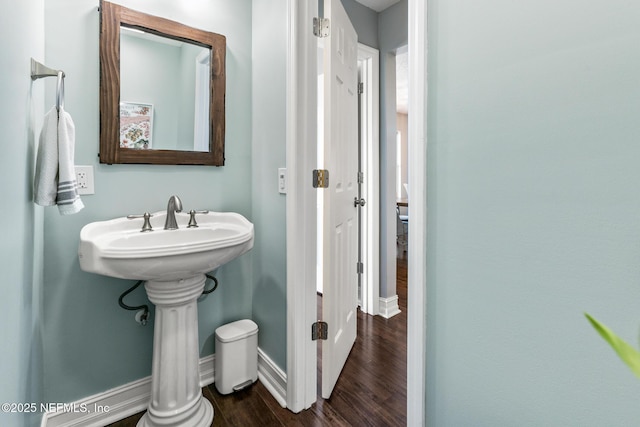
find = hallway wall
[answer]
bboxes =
[340,0,379,49]
[378,0,407,299]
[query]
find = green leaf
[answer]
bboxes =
[585,313,640,379]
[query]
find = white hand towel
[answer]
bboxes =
[34,106,84,215]
[34,107,59,206]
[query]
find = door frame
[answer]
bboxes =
[357,43,380,316]
[285,0,428,422]
[406,0,428,424]
[285,0,319,413]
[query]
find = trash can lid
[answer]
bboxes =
[215,319,259,343]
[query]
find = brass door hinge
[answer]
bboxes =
[313,169,330,188]
[312,321,328,340]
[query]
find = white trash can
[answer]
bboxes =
[214,319,258,394]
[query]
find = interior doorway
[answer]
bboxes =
[316,42,379,314]
[285,0,427,423]
[314,33,382,403]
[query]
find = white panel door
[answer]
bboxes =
[321,0,359,399]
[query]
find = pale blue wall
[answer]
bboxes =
[0,1,45,426]
[177,44,201,151]
[42,0,254,404]
[340,0,378,49]
[120,34,182,150]
[427,0,640,425]
[251,0,288,371]
[120,35,202,151]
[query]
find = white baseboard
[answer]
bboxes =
[39,374,151,427]
[257,348,287,408]
[378,295,401,319]
[199,353,215,387]
[41,350,285,427]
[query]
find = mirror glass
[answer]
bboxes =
[100,1,226,165]
[120,27,211,152]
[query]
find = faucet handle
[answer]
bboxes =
[127,212,154,232]
[187,210,209,228]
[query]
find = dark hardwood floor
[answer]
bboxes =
[108,254,407,426]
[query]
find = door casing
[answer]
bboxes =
[357,43,380,317]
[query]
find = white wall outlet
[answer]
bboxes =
[75,165,95,195]
[278,167,287,194]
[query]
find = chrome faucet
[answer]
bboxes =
[164,195,183,230]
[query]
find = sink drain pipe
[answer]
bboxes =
[118,274,219,324]
[202,274,219,295]
[118,280,149,325]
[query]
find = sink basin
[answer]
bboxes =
[79,211,254,281]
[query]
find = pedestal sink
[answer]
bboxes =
[78,209,253,427]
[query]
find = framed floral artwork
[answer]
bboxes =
[120,102,153,149]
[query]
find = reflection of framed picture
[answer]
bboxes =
[120,102,153,149]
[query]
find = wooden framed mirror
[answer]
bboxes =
[99,1,226,165]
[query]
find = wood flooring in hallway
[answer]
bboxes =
[108,255,407,426]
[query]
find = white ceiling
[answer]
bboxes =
[354,0,402,12]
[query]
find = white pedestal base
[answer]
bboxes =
[137,397,213,427]
[137,275,213,427]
